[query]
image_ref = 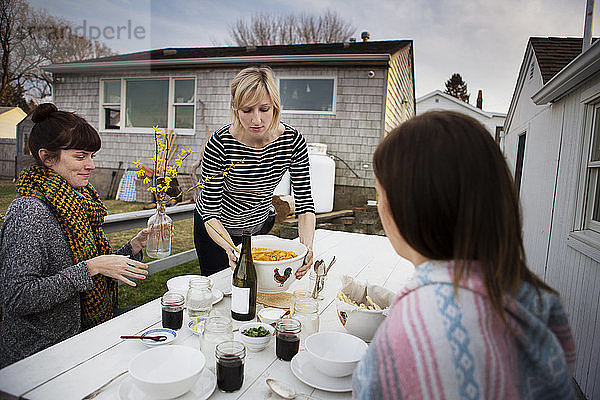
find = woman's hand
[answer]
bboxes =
[295,247,313,279]
[226,248,238,269]
[130,227,151,255]
[87,255,148,287]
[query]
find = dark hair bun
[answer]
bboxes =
[31,103,58,123]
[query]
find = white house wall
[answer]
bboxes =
[544,75,600,398]
[416,95,504,137]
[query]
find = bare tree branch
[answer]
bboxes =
[229,10,355,46]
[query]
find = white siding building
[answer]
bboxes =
[504,36,600,398]
[416,90,506,140]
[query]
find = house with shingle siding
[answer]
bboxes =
[42,40,415,208]
[504,37,600,398]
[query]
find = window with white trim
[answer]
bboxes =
[584,103,600,233]
[100,77,196,133]
[279,77,336,113]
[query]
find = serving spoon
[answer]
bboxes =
[266,378,321,400]
[120,335,167,342]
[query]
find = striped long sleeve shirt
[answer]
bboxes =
[195,123,315,232]
[353,260,576,400]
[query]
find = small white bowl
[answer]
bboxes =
[129,345,206,399]
[304,331,368,378]
[257,307,287,325]
[239,322,275,352]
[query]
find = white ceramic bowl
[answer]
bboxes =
[335,296,387,342]
[257,307,287,325]
[129,345,206,399]
[239,321,275,352]
[243,235,307,293]
[304,331,368,378]
[166,275,214,299]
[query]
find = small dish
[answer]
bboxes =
[211,288,224,305]
[290,351,352,392]
[118,368,216,400]
[140,328,176,347]
[187,318,206,335]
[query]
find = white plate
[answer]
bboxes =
[140,328,176,347]
[290,351,352,392]
[211,288,224,305]
[118,368,216,400]
[187,318,206,335]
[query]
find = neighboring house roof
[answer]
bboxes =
[44,40,412,73]
[0,107,17,115]
[505,37,597,130]
[416,90,507,118]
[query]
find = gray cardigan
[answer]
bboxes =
[0,197,141,368]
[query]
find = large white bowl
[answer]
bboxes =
[335,297,387,342]
[304,331,368,378]
[239,321,275,352]
[129,345,206,399]
[243,235,307,293]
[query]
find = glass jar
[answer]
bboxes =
[161,291,184,330]
[216,341,246,392]
[289,290,310,317]
[186,277,213,319]
[146,202,173,259]
[202,316,234,371]
[275,318,301,361]
[293,298,319,345]
[308,271,327,300]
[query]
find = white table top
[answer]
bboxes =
[0,229,414,400]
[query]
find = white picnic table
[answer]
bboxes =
[0,229,414,399]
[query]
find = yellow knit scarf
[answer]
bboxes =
[16,166,116,330]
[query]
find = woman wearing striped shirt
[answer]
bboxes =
[194,66,316,277]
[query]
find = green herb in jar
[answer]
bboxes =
[241,326,271,337]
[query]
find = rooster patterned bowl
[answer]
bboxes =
[241,235,308,293]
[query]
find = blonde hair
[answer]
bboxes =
[230,66,281,134]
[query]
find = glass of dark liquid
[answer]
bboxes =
[161,292,184,330]
[215,341,246,392]
[275,318,301,361]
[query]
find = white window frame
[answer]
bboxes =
[99,76,196,135]
[277,76,337,115]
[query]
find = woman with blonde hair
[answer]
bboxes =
[353,111,576,399]
[194,66,315,277]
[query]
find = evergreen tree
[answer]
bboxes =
[444,73,470,103]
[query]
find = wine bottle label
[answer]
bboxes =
[231,286,250,314]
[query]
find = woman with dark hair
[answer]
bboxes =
[353,111,576,399]
[0,103,149,368]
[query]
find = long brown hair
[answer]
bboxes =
[373,110,556,324]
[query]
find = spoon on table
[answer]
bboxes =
[266,378,321,400]
[120,335,167,342]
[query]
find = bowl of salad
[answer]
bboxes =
[239,322,275,352]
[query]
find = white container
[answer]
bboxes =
[307,143,335,213]
[273,170,291,196]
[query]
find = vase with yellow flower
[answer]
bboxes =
[135,127,194,259]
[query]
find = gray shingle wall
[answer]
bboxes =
[53,65,397,189]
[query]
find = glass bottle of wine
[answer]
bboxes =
[231,232,257,321]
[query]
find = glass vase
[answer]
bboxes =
[146,202,172,259]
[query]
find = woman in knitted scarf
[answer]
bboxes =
[0,103,150,368]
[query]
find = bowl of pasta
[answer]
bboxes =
[245,235,308,293]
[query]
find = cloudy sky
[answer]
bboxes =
[29,0,595,112]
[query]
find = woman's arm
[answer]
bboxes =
[296,212,315,278]
[204,217,238,268]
